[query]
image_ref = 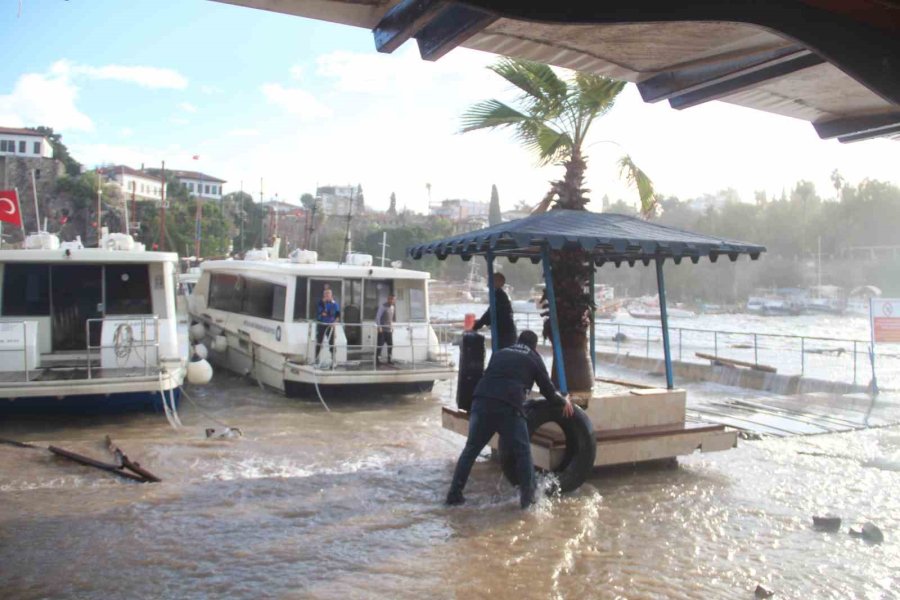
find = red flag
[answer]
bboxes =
[192,155,200,160]
[0,189,23,228]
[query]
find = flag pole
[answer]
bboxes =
[31,169,40,233]
[16,186,24,239]
[158,160,166,251]
[96,169,102,244]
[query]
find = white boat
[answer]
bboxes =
[0,231,186,413]
[188,245,455,397]
[626,297,696,320]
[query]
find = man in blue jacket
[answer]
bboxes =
[315,287,340,364]
[473,272,516,349]
[446,330,573,509]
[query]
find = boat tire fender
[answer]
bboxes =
[500,401,596,493]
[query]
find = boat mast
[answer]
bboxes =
[340,186,355,264]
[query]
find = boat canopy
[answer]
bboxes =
[407,210,765,265]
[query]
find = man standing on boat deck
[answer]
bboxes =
[446,330,573,509]
[375,293,396,365]
[473,272,516,349]
[315,287,340,364]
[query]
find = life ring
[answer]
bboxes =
[499,401,597,493]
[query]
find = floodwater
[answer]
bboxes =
[2,370,899,599]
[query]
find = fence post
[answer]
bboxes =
[754,333,758,366]
[801,337,805,376]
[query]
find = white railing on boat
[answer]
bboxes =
[0,316,162,384]
[302,321,455,373]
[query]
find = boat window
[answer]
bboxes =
[363,279,393,320]
[309,279,342,320]
[409,285,426,321]
[105,264,151,315]
[293,277,308,321]
[241,278,287,321]
[2,264,50,316]
[209,273,243,312]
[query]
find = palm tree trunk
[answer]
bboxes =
[546,248,594,393]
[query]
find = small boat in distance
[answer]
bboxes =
[0,230,186,413]
[188,242,455,397]
[626,297,696,320]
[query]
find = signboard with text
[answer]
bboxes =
[871,298,900,344]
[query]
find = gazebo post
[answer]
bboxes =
[485,250,499,352]
[541,245,568,394]
[655,257,674,390]
[589,262,596,377]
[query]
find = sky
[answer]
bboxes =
[1,0,897,214]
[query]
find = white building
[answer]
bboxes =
[429,199,489,220]
[173,170,226,200]
[0,127,54,158]
[97,165,164,201]
[316,185,363,215]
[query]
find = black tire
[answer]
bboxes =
[500,401,597,493]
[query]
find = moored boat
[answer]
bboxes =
[188,244,455,397]
[0,231,186,413]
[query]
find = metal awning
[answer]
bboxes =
[407,210,766,265]
[408,210,765,393]
[213,0,900,142]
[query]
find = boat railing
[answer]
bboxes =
[85,315,161,380]
[0,321,35,383]
[304,321,455,372]
[510,312,887,388]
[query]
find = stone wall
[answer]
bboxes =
[0,155,64,237]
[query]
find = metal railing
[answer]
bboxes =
[85,316,161,379]
[302,321,455,372]
[509,312,887,388]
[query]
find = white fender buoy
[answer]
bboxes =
[212,335,228,353]
[189,322,207,342]
[186,355,214,385]
[193,343,209,360]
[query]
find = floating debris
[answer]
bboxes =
[205,427,243,440]
[849,522,884,544]
[812,515,842,532]
[754,583,775,598]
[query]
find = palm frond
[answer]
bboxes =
[489,59,567,113]
[574,73,626,115]
[618,154,657,218]
[460,99,531,133]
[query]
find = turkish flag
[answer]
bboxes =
[0,189,23,228]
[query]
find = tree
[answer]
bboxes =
[388,192,397,216]
[26,126,81,176]
[300,193,315,209]
[489,184,501,225]
[461,58,656,391]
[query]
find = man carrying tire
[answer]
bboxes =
[446,330,573,509]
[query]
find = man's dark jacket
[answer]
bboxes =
[474,287,516,348]
[473,343,566,412]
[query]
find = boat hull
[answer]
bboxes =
[0,388,180,415]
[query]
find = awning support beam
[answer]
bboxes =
[541,245,568,394]
[814,112,900,141]
[589,264,596,377]
[486,250,499,353]
[655,258,674,390]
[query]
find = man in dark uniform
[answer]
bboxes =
[315,287,340,364]
[446,330,573,509]
[473,272,516,349]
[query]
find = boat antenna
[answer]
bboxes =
[379,231,389,267]
[339,186,355,264]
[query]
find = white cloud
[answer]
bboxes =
[227,128,259,137]
[260,83,331,119]
[170,117,190,126]
[200,84,222,95]
[120,127,133,137]
[179,102,198,113]
[0,70,93,131]
[289,65,304,80]
[52,60,188,89]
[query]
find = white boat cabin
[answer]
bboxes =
[189,251,454,396]
[0,232,184,411]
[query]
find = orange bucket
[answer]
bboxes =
[463,313,476,331]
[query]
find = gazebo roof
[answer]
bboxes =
[407,209,765,266]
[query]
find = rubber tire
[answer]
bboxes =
[499,401,597,493]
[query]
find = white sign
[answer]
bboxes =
[870,298,900,344]
[0,322,25,349]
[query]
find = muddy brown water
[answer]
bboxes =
[1,372,899,599]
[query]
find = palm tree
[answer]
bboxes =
[461,58,656,392]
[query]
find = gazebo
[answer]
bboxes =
[409,209,766,392]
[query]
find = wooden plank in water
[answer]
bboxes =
[696,352,777,373]
[595,377,655,389]
[48,445,148,483]
[105,435,162,483]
